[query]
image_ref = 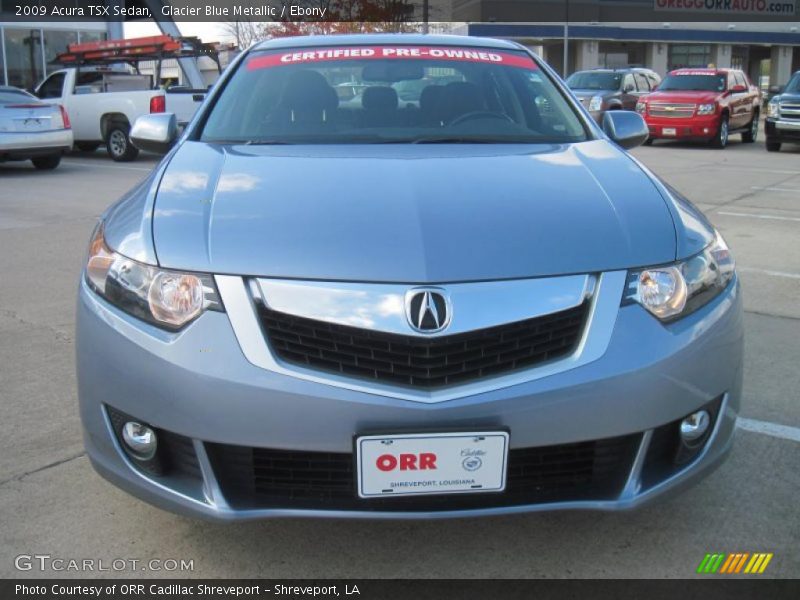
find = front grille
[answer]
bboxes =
[779,103,800,120]
[648,103,696,118]
[205,434,641,512]
[258,302,588,389]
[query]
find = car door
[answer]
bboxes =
[734,71,753,126]
[727,72,746,128]
[634,73,652,102]
[618,73,638,110]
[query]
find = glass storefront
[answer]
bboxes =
[44,30,79,69]
[4,28,44,90]
[668,45,712,70]
[0,26,107,87]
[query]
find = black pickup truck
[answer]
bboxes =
[765,71,800,152]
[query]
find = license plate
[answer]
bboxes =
[356,431,509,498]
[13,118,49,132]
[662,127,677,136]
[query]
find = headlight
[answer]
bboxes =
[85,222,223,329]
[623,230,735,321]
[636,102,647,114]
[767,100,780,118]
[588,95,603,111]
[697,103,716,115]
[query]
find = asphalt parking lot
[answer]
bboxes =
[1,135,798,579]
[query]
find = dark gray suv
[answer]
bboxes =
[567,68,661,123]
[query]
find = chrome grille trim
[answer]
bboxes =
[779,103,800,119]
[216,272,627,403]
[648,103,696,118]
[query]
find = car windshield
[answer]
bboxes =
[659,74,726,92]
[566,72,622,91]
[784,75,800,94]
[200,45,588,144]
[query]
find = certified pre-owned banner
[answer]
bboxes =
[654,0,796,16]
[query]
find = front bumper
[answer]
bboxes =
[765,118,800,142]
[0,129,73,160]
[644,115,719,140]
[76,274,743,520]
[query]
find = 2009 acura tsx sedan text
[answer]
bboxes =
[76,35,743,520]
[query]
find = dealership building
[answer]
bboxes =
[0,15,119,89]
[457,2,800,86]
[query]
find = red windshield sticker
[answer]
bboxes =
[246,47,537,71]
[675,70,716,76]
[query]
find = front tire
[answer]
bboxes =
[766,140,782,152]
[712,114,729,149]
[31,155,61,170]
[742,111,758,143]
[106,124,139,162]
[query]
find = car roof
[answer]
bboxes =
[252,34,522,52]
[670,68,731,75]
[572,67,657,75]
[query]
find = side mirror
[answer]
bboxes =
[130,113,178,154]
[730,84,747,94]
[768,84,784,95]
[602,110,649,149]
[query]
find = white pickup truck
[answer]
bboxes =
[33,67,205,161]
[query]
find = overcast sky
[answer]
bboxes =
[124,21,234,43]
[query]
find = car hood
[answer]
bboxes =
[646,90,721,104]
[148,140,678,282]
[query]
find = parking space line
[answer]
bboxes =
[737,418,800,443]
[717,211,800,223]
[750,186,800,193]
[737,266,800,280]
[62,160,153,172]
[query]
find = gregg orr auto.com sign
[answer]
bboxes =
[655,0,796,15]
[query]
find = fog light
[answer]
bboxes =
[122,422,157,460]
[680,410,710,444]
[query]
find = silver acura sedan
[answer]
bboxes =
[76,35,742,520]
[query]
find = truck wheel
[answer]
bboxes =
[106,124,139,162]
[742,111,758,143]
[75,142,101,153]
[712,114,729,149]
[31,155,61,170]
[766,141,782,152]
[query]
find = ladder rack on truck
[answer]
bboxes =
[52,35,221,84]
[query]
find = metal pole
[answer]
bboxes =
[1,27,7,86]
[563,0,569,77]
[423,0,430,34]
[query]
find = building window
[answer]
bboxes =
[4,28,44,90]
[43,30,78,76]
[78,31,107,44]
[669,45,712,70]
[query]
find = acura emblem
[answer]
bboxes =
[405,288,451,333]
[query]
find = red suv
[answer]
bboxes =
[637,68,761,148]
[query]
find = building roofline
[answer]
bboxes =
[467,23,800,46]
